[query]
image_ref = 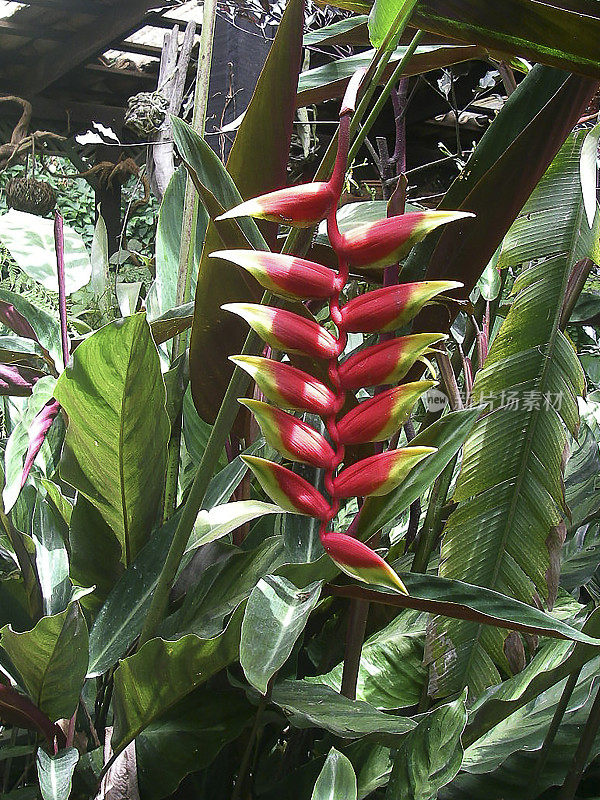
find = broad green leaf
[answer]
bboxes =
[31,497,70,616]
[111,603,244,753]
[149,301,194,346]
[297,43,484,107]
[368,0,418,49]
[147,167,205,320]
[403,66,596,326]
[54,313,170,566]
[90,214,109,297]
[386,691,467,800]
[68,495,123,613]
[241,576,322,694]
[270,680,416,743]
[4,376,58,512]
[0,210,91,295]
[184,0,303,424]
[580,123,600,227]
[477,247,502,301]
[87,460,269,677]
[357,408,481,538]
[323,0,600,79]
[161,536,285,640]
[464,607,600,747]
[1,603,88,720]
[136,688,253,800]
[308,610,426,710]
[312,748,357,800]
[432,128,598,697]
[185,500,281,554]
[0,288,61,369]
[303,15,369,47]
[36,747,79,800]
[447,658,600,800]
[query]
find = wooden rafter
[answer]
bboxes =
[17,0,171,95]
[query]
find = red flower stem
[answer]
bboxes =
[53,211,69,369]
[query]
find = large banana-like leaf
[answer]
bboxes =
[430,127,600,698]
[319,1,600,79]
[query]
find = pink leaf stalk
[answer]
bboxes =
[217,69,470,593]
[0,300,39,343]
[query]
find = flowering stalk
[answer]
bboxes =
[220,70,471,593]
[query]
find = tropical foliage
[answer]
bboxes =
[0,1,600,799]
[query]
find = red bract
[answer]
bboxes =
[336,381,436,444]
[339,211,474,269]
[216,182,337,228]
[321,532,407,593]
[213,250,337,301]
[242,455,331,520]
[340,280,463,333]
[240,399,336,469]
[339,333,446,390]
[332,447,436,498]
[223,303,339,360]
[221,67,469,593]
[231,356,337,415]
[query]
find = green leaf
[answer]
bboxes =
[36,747,79,800]
[185,500,282,555]
[111,603,244,754]
[270,680,415,743]
[1,603,88,720]
[297,43,485,107]
[136,688,253,800]
[386,691,467,800]
[184,0,304,424]
[149,302,194,346]
[307,610,426,710]
[357,408,481,538]
[241,576,322,694]
[368,0,418,48]
[54,313,170,566]
[312,748,357,800]
[68,495,123,613]
[0,210,91,295]
[477,247,502,301]
[31,497,70,616]
[448,658,600,800]
[87,465,270,677]
[432,127,597,697]
[147,167,205,320]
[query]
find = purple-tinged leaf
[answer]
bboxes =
[0,683,65,749]
[20,399,61,489]
[0,300,40,343]
[0,363,43,396]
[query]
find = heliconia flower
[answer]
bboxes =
[240,398,336,469]
[332,446,436,498]
[339,211,474,269]
[211,250,337,301]
[339,333,446,390]
[320,531,407,593]
[340,280,463,333]
[337,381,436,445]
[223,303,339,360]
[216,182,337,228]
[230,355,337,415]
[20,398,60,489]
[242,455,331,520]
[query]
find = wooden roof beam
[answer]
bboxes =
[0,18,70,40]
[19,0,169,95]
[3,0,102,12]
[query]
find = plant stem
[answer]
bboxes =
[411,455,456,573]
[532,667,581,793]
[347,31,423,166]
[558,678,600,800]
[163,0,218,520]
[231,685,271,800]
[138,313,267,647]
[53,212,69,367]
[340,599,369,698]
